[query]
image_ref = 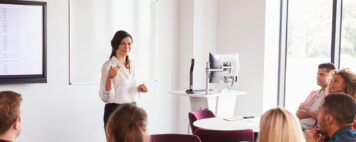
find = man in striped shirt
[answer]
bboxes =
[296,63,335,130]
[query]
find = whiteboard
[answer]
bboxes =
[69,0,156,85]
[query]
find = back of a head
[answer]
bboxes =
[106,103,148,142]
[322,93,356,125]
[0,91,22,135]
[257,107,305,142]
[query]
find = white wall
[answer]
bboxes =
[263,0,280,112]
[192,0,218,89]
[175,0,272,133]
[154,0,180,134]
[217,0,266,116]
[0,0,180,141]
[177,0,218,90]
[176,0,194,134]
[176,0,218,133]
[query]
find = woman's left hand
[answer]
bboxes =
[138,84,148,93]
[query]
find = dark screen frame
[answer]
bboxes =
[0,0,47,84]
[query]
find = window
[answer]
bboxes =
[279,0,355,112]
[284,0,332,113]
[340,0,356,72]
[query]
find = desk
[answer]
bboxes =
[169,90,247,117]
[193,117,260,132]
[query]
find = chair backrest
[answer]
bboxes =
[150,134,201,142]
[188,109,216,134]
[195,128,254,142]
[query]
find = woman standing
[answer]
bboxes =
[99,30,148,129]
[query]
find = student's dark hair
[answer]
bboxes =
[110,30,133,67]
[106,103,149,142]
[0,91,22,135]
[322,93,356,124]
[318,63,335,72]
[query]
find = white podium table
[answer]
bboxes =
[193,117,260,132]
[169,90,247,117]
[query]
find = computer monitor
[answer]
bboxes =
[209,52,239,84]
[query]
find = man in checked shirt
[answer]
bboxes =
[296,63,335,130]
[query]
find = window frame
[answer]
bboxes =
[277,0,343,106]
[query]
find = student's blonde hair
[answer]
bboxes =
[257,107,306,142]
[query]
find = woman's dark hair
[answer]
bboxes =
[327,68,356,99]
[106,103,149,142]
[110,30,133,67]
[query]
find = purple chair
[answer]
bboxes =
[195,128,254,142]
[188,109,216,134]
[150,134,201,142]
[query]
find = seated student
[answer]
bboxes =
[257,107,306,142]
[297,63,335,130]
[106,103,149,142]
[305,94,356,142]
[327,69,356,129]
[0,91,23,142]
[327,68,356,99]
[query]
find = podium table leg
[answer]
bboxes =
[189,95,237,117]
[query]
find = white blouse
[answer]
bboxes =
[99,57,138,104]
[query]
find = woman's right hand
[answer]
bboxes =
[108,66,120,79]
